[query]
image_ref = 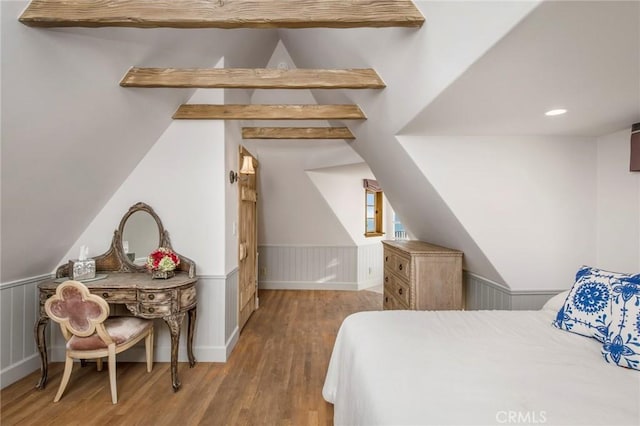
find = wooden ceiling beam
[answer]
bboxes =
[19,0,425,29]
[120,68,386,89]
[242,127,355,140]
[173,105,366,120]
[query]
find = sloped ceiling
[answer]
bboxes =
[3,0,637,291]
[1,0,278,281]
[243,41,362,247]
[401,0,640,137]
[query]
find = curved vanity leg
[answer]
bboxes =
[187,307,197,367]
[163,313,185,392]
[34,315,49,389]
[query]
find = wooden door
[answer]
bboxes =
[238,147,258,331]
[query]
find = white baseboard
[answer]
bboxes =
[225,326,239,360]
[0,354,41,389]
[357,278,383,291]
[259,281,358,291]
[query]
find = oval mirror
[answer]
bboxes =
[122,210,160,266]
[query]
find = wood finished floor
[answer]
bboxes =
[1,289,381,426]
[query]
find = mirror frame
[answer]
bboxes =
[118,202,166,271]
[55,202,196,278]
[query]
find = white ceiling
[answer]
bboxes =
[401,0,640,137]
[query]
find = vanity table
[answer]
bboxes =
[34,202,197,392]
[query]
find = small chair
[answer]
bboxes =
[44,280,154,404]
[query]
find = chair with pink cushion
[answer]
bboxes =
[44,280,154,404]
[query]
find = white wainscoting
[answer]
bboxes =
[464,272,562,310]
[0,274,50,389]
[258,245,358,290]
[225,268,239,359]
[357,243,384,290]
[258,244,384,290]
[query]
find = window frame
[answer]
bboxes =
[364,189,384,238]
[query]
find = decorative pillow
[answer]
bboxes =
[601,273,640,370]
[542,290,570,313]
[552,266,625,342]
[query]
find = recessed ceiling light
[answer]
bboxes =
[545,108,567,116]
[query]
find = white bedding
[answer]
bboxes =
[323,308,640,425]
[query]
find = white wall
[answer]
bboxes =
[399,135,597,291]
[307,162,386,246]
[243,41,363,247]
[59,83,227,276]
[0,0,278,282]
[279,0,541,285]
[596,128,640,272]
[54,80,233,362]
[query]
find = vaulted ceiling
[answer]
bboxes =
[2,0,638,289]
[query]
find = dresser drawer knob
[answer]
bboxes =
[398,264,403,271]
[148,294,155,300]
[148,307,155,313]
[385,296,389,303]
[385,256,388,262]
[102,293,109,298]
[385,276,388,283]
[398,288,403,295]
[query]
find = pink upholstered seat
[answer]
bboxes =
[44,280,154,404]
[67,317,153,351]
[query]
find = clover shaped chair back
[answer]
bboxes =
[44,280,112,346]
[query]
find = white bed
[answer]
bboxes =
[323,300,640,425]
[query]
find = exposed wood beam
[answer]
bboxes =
[19,0,425,29]
[242,127,355,140]
[120,68,386,89]
[173,105,366,120]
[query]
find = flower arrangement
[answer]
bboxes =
[146,247,180,277]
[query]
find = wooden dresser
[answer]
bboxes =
[382,240,463,310]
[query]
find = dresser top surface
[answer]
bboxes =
[39,271,197,290]
[382,240,463,255]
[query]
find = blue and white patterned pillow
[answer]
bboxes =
[601,273,640,370]
[553,266,620,342]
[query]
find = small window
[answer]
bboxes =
[393,212,407,240]
[364,179,384,237]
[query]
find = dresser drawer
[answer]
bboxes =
[383,273,411,309]
[394,254,411,280]
[384,250,411,280]
[383,288,409,310]
[393,278,411,307]
[95,289,137,303]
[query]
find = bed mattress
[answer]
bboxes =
[323,308,640,425]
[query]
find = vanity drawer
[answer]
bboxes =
[95,289,137,303]
[139,302,173,317]
[180,286,197,308]
[138,290,175,303]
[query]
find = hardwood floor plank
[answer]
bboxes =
[1,290,381,425]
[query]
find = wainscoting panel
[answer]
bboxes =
[464,272,561,311]
[225,268,239,357]
[357,243,383,289]
[258,245,359,290]
[0,274,50,389]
